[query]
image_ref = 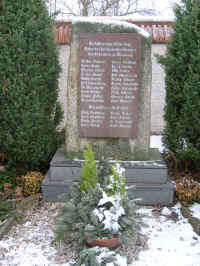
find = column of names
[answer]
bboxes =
[79,33,141,138]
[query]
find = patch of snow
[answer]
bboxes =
[95,247,115,264]
[96,192,125,232]
[123,15,175,22]
[161,207,172,216]
[56,15,175,23]
[106,253,127,266]
[108,160,165,167]
[71,17,150,38]
[114,253,127,266]
[151,162,165,167]
[89,247,127,266]
[1,201,200,265]
[132,204,200,266]
[190,203,200,220]
[113,163,125,177]
[98,191,119,206]
[93,208,104,222]
[0,202,71,266]
[103,209,120,232]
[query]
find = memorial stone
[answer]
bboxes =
[66,19,152,154]
[42,19,174,205]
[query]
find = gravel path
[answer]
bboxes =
[0,201,77,266]
[3,200,195,266]
[0,200,148,266]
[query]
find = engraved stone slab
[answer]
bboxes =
[79,33,141,138]
[65,19,152,153]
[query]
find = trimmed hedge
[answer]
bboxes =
[158,0,200,170]
[0,0,63,169]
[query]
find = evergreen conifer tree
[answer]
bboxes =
[0,0,63,169]
[158,0,200,169]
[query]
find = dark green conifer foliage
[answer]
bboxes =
[0,0,63,169]
[158,0,200,169]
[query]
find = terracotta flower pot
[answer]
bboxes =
[84,237,120,248]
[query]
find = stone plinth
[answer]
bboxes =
[42,148,174,205]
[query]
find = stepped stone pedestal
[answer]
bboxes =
[42,148,174,205]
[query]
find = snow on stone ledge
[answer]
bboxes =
[123,15,175,22]
[71,16,150,38]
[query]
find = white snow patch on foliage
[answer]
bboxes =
[90,247,127,266]
[95,247,115,264]
[94,192,125,232]
[107,174,124,193]
[106,253,127,266]
[114,163,125,177]
[93,208,104,222]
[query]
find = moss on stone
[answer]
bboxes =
[65,138,162,161]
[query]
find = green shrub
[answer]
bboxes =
[80,144,98,193]
[55,145,141,265]
[56,183,140,243]
[0,0,63,169]
[77,247,119,266]
[106,163,127,197]
[157,0,200,171]
[0,168,19,191]
[80,144,127,197]
[0,197,13,222]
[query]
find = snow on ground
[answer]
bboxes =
[0,203,70,266]
[190,203,200,220]
[133,204,200,266]
[0,202,200,266]
[0,136,199,265]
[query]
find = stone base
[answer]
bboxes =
[42,171,70,202]
[48,148,168,184]
[128,183,174,205]
[42,148,174,205]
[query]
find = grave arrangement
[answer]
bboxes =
[42,18,174,206]
[55,144,142,265]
